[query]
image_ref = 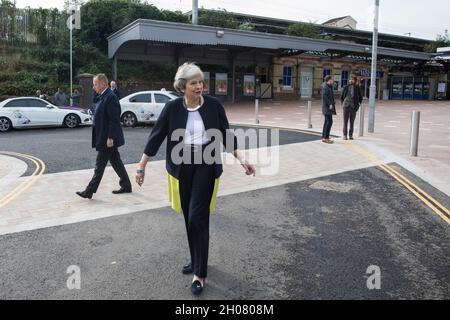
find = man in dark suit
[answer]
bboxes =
[110,80,120,99]
[76,74,132,199]
[341,76,363,140]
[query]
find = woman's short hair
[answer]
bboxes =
[173,62,204,94]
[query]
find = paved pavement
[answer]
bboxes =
[224,99,450,196]
[0,99,449,299]
[0,130,374,235]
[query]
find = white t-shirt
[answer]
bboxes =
[184,110,209,145]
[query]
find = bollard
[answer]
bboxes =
[410,110,420,157]
[359,102,365,137]
[307,100,313,129]
[255,98,259,124]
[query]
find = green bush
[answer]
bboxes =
[198,9,239,29]
[286,23,321,38]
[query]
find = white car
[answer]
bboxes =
[0,97,92,132]
[119,90,179,127]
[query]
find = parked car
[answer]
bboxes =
[0,97,92,132]
[119,90,179,127]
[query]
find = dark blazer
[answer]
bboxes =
[341,84,363,110]
[92,88,125,151]
[112,88,120,99]
[144,95,238,179]
[321,82,336,116]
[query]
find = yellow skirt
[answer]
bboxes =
[167,173,220,214]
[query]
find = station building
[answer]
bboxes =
[107,12,448,102]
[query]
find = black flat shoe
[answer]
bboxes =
[182,263,193,274]
[112,188,132,194]
[76,190,93,199]
[191,280,203,296]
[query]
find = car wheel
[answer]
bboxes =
[0,117,12,132]
[64,114,80,128]
[121,112,137,127]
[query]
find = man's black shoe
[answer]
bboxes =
[112,188,132,194]
[182,263,193,274]
[76,190,93,199]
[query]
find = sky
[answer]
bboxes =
[13,0,450,40]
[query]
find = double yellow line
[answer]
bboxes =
[0,151,46,209]
[343,141,450,225]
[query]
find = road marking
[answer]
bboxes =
[342,142,450,225]
[0,152,46,210]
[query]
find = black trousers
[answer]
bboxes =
[85,147,131,194]
[343,108,357,137]
[322,114,333,139]
[179,161,216,278]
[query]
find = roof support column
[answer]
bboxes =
[230,52,236,103]
[112,54,117,81]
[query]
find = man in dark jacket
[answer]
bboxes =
[110,80,120,99]
[321,75,336,144]
[341,76,362,140]
[76,74,131,199]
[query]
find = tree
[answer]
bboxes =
[198,8,239,29]
[424,31,450,53]
[286,23,320,39]
[78,0,188,53]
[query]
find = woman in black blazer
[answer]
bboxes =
[136,62,256,295]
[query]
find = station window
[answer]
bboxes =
[282,66,292,87]
[341,70,350,87]
[323,68,332,80]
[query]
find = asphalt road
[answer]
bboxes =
[0,165,448,299]
[0,125,319,175]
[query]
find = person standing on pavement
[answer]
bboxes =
[71,88,81,106]
[321,75,336,144]
[135,62,256,296]
[76,74,132,199]
[54,87,67,106]
[110,80,120,99]
[341,76,362,140]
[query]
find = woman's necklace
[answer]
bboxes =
[184,96,202,111]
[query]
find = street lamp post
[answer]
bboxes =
[192,0,198,25]
[70,19,73,105]
[368,0,380,133]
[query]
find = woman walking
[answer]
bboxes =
[135,62,256,295]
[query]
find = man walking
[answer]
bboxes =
[110,80,120,99]
[321,75,336,144]
[76,74,132,199]
[341,76,362,140]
